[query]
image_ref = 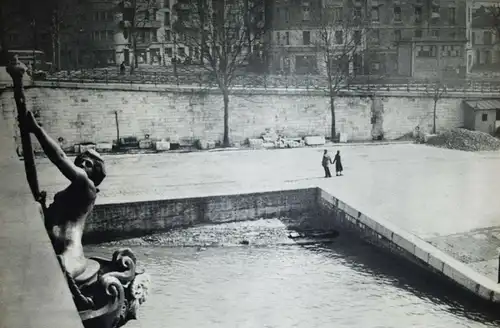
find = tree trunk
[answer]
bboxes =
[57,30,61,70]
[330,95,336,141]
[130,36,136,74]
[223,89,230,147]
[433,99,437,134]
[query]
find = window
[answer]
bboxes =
[431,6,440,20]
[164,12,170,26]
[284,8,290,22]
[303,7,310,21]
[354,8,362,19]
[333,7,343,21]
[394,29,401,41]
[371,6,379,22]
[107,30,114,40]
[276,32,281,44]
[93,12,99,21]
[482,113,488,122]
[93,31,99,40]
[448,7,456,25]
[416,45,436,57]
[371,29,380,43]
[178,47,185,56]
[151,31,158,42]
[414,29,422,38]
[166,47,172,57]
[285,31,290,45]
[472,31,476,45]
[484,31,492,45]
[165,29,171,41]
[414,7,422,23]
[335,30,343,44]
[485,50,492,64]
[432,30,439,38]
[303,31,310,45]
[496,110,500,121]
[371,62,380,72]
[354,30,361,44]
[394,7,401,22]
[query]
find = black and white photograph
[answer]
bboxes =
[2,0,500,327]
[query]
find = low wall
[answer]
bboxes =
[0,82,474,151]
[317,188,500,303]
[85,188,318,243]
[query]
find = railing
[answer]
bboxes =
[42,67,500,94]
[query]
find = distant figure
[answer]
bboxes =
[332,150,343,176]
[322,149,333,178]
[120,61,126,75]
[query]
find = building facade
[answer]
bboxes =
[268,0,468,80]
[466,0,500,78]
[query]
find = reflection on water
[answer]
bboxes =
[86,220,500,328]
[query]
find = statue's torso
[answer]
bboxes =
[45,180,96,277]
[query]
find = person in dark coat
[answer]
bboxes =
[332,150,343,176]
[322,150,333,178]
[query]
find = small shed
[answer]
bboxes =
[462,100,500,135]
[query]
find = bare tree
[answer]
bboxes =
[484,4,500,37]
[425,80,446,134]
[173,0,266,147]
[315,6,374,140]
[118,0,158,73]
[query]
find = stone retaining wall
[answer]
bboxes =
[84,188,317,243]
[317,188,500,303]
[0,82,475,151]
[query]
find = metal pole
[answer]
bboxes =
[6,57,41,199]
[498,253,500,283]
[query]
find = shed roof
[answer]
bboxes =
[464,100,500,111]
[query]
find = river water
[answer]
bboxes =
[85,219,500,328]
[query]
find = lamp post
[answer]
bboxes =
[76,28,84,69]
[31,19,36,71]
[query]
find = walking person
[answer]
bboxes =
[322,150,333,178]
[332,150,343,176]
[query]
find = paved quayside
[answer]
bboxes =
[33,144,500,285]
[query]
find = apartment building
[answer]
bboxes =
[61,0,266,68]
[268,0,467,80]
[466,0,500,77]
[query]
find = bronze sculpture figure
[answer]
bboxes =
[7,55,150,328]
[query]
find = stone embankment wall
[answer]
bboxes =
[0,83,470,149]
[85,188,318,243]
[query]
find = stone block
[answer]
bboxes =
[139,139,153,149]
[96,142,113,152]
[207,140,216,149]
[414,246,430,264]
[154,140,170,151]
[78,144,96,153]
[391,233,416,255]
[424,133,437,143]
[248,138,264,148]
[304,135,326,146]
[195,139,209,150]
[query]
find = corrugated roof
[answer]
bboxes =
[464,100,500,111]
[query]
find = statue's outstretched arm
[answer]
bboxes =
[26,111,87,182]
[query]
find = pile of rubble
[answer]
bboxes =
[426,128,500,152]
